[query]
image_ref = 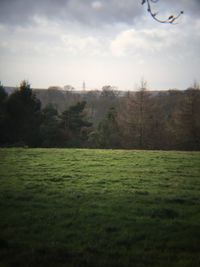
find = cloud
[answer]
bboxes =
[0,0,142,27]
[110,28,175,57]
[1,0,200,29]
[0,0,200,90]
[142,0,200,16]
[0,14,108,59]
[110,14,200,68]
[91,1,103,10]
[61,34,106,56]
[1,0,200,28]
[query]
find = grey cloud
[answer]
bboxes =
[0,0,200,28]
[0,0,69,25]
[160,0,200,17]
[66,0,142,25]
[0,0,142,26]
[187,0,200,16]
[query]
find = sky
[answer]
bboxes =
[0,0,200,91]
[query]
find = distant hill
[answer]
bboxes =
[4,85,184,125]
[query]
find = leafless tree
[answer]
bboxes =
[142,0,184,24]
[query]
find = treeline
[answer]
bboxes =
[0,81,200,150]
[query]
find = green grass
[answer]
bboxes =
[0,148,200,267]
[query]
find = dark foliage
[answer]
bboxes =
[40,104,61,147]
[4,81,41,147]
[59,101,92,147]
[95,107,121,148]
[0,84,8,145]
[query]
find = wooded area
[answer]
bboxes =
[0,81,200,150]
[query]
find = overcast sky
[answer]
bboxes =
[0,0,200,90]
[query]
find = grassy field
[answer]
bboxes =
[0,148,200,267]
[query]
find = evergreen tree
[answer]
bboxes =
[6,80,41,146]
[0,83,8,145]
[60,101,92,147]
[40,104,61,147]
[97,107,121,148]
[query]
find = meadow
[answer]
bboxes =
[0,148,200,267]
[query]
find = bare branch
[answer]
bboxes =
[142,0,184,24]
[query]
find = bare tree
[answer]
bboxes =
[142,0,183,24]
[171,89,200,150]
[118,79,151,148]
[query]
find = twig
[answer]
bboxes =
[142,0,184,24]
